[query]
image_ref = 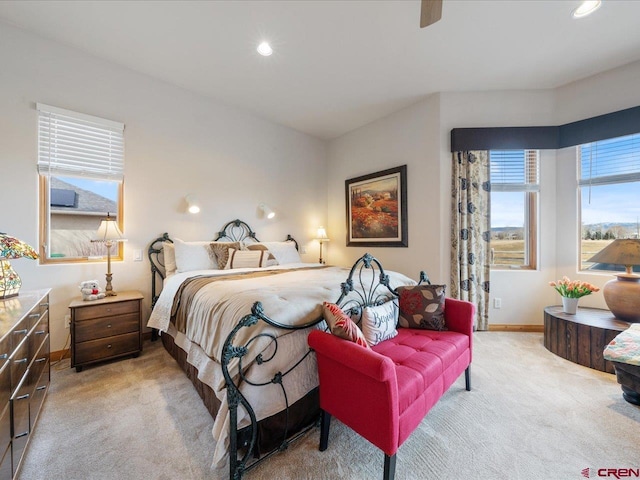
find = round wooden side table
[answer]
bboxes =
[543,306,631,373]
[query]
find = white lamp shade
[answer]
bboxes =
[316,227,330,241]
[93,215,127,242]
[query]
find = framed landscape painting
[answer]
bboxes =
[345,165,408,247]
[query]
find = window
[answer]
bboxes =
[489,150,539,269]
[579,133,640,272]
[38,104,125,263]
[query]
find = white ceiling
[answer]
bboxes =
[2,0,640,140]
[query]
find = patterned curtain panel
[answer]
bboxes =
[451,151,490,330]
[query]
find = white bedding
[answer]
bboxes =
[147,262,416,467]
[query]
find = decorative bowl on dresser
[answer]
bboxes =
[69,291,143,373]
[0,289,50,479]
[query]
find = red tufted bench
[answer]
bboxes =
[308,297,475,480]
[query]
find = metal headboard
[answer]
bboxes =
[148,219,299,309]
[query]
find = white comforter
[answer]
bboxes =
[147,262,416,468]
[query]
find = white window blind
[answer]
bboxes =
[490,150,539,192]
[579,133,640,186]
[37,103,125,181]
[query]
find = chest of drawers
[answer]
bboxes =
[0,289,50,479]
[69,291,143,373]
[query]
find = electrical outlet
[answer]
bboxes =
[493,298,502,309]
[65,314,71,328]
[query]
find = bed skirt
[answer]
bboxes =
[160,331,320,456]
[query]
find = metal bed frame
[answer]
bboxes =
[147,220,427,480]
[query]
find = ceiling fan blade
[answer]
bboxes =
[420,0,443,28]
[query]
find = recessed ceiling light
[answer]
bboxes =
[257,42,273,56]
[572,0,602,18]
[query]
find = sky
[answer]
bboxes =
[60,176,118,201]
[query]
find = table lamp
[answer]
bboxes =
[92,214,127,296]
[0,233,39,299]
[587,239,640,322]
[316,227,330,264]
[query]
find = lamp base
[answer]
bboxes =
[0,259,22,299]
[104,272,117,296]
[603,274,640,322]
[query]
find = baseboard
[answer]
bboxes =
[51,331,153,363]
[488,324,544,332]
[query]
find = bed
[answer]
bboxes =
[146,219,424,479]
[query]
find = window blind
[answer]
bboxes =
[37,103,125,181]
[579,133,640,186]
[490,150,539,192]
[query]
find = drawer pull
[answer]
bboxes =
[0,354,7,360]
[35,330,46,335]
[40,303,49,307]
[28,313,40,318]
[16,393,30,401]
[14,329,28,335]
[35,357,46,363]
[107,324,112,328]
[14,431,28,439]
[107,344,112,349]
[36,385,47,391]
[14,358,28,365]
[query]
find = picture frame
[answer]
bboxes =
[345,165,408,247]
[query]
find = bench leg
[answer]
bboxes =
[465,366,471,391]
[319,409,331,451]
[384,453,396,480]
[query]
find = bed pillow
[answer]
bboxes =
[245,244,279,267]
[254,241,301,265]
[361,301,399,346]
[224,248,269,269]
[173,238,218,273]
[397,284,447,331]
[322,302,370,349]
[210,241,242,269]
[163,241,177,277]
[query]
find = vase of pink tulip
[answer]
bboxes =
[549,276,600,314]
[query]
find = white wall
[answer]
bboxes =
[326,94,443,282]
[327,61,640,326]
[0,23,327,351]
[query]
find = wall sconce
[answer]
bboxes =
[91,213,127,296]
[185,194,200,214]
[259,203,275,219]
[316,226,330,264]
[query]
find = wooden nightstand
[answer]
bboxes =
[69,291,143,372]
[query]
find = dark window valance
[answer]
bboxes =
[450,105,640,152]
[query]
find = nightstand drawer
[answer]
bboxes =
[74,313,139,343]
[74,300,139,322]
[74,332,139,365]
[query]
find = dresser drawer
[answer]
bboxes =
[75,332,139,365]
[74,300,139,322]
[28,335,49,391]
[9,317,29,353]
[9,339,28,392]
[10,374,30,440]
[30,365,49,431]
[74,312,139,343]
[29,313,49,360]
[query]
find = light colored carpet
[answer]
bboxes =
[17,332,640,480]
